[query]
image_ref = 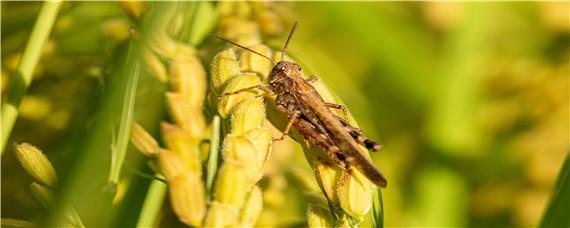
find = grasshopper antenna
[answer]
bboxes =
[211,34,276,65]
[281,21,298,61]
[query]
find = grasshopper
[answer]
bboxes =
[215,22,387,188]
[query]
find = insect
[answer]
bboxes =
[215,22,388,188]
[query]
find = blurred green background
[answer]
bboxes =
[2,1,568,227]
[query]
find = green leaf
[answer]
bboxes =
[372,189,384,228]
[540,153,570,227]
[108,46,141,186]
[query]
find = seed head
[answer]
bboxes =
[210,48,241,94]
[239,44,273,80]
[15,143,58,187]
[204,201,239,227]
[30,182,54,208]
[337,169,373,217]
[169,172,206,226]
[239,186,263,226]
[169,55,207,106]
[214,162,250,208]
[221,135,257,181]
[231,97,266,134]
[130,122,159,157]
[161,122,201,172]
[217,73,262,117]
[142,48,168,82]
[242,127,272,174]
[157,149,186,181]
[165,92,206,138]
[314,162,340,204]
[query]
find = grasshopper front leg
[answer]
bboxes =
[273,111,301,142]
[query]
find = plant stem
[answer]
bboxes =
[136,177,167,227]
[206,115,221,202]
[1,0,62,154]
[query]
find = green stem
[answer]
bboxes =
[206,115,221,201]
[1,0,62,154]
[136,177,167,227]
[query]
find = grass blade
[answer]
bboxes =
[1,0,62,153]
[540,153,570,227]
[108,50,141,186]
[372,189,384,228]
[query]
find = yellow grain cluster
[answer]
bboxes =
[204,2,278,226]
[131,21,207,225]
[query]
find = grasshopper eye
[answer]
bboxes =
[297,65,302,71]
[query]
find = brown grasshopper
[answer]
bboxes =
[215,22,387,188]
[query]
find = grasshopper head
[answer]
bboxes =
[269,61,302,83]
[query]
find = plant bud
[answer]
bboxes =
[169,55,207,106]
[218,73,261,117]
[242,127,272,173]
[214,162,250,208]
[30,182,54,208]
[130,122,159,157]
[169,172,206,226]
[15,143,58,187]
[314,162,340,204]
[337,169,373,218]
[161,122,201,172]
[239,44,273,80]
[210,48,241,94]
[221,135,257,178]
[231,97,266,134]
[307,204,334,228]
[149,32,195,59]
[204,201,239,227]
[240,186,263,226]
[142,49,168,82]
[165,92,206,138]
[157,149,186,181]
